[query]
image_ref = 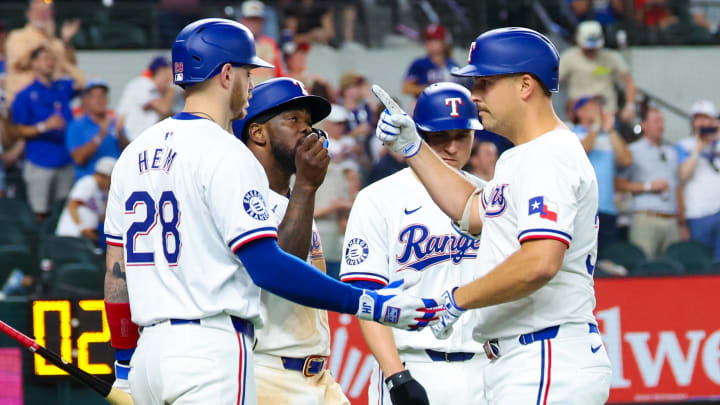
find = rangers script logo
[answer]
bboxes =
[484,184,509,218]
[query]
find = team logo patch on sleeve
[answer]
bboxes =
[345,238,369,265]
[528,196,558,222]
[243,190,270,221]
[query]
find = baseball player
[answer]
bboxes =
[375,27,612,404]
[341,82,489,405]
[231,77,349,405]
[102,18,443,405]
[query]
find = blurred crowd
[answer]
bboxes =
[0,0,719,297]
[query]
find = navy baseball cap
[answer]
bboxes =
[148,56,170,74]
[574,95,604,112]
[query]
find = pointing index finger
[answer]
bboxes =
[371,85,405,115]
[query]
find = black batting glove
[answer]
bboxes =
[385,370,430,405]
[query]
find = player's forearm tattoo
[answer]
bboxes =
[104,260,129,303]
[112,262,126,281]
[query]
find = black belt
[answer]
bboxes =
[167,316,254,339]
[280,355,327,377]
[425,349,475,362]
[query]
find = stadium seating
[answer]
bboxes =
[0,198,38,236]
[47,263,104,298]
[631,257,685,277]
[0,244,34,288]
[89,23,149,49]
[704,260,720,275]
[39,199,67,236]
[37,236,102,274]
[0,220,28,247]
[598,241,647,272]
[664,241,714,274]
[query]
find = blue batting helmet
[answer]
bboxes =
[232,78,331,140]
[413,82,483,133]
[453,27,560,92]
[171,18,273,86]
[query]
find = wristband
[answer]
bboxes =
[105,301,140,350]
[644,181,652,192]
[93,136,102,145]
[37,122,46,133]
[590,123,601,133]
[385,370,413,391]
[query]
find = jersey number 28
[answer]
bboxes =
[125,191,181,266]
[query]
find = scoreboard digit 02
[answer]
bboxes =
[30,299,114,379]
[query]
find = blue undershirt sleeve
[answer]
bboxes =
[236,237,363,314]
[348,280,386,290]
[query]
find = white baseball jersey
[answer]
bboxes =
[56,175,106,237]
[255,190,331,357]
[469,128,599,341]
[116,76,165,142]
[104,113,278,327]
[340,168,485,353]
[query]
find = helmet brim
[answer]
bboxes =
[451,64,484,77]
[416,118,483,132]
[247,55,275,69]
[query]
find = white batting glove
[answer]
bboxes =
[355,273,443,330]
[112,361,132,394]
[376,109,423,158]
[430,287,465,340]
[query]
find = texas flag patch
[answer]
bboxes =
[528,196,558,222]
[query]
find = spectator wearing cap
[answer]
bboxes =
[402,24,463,98]
[573,95,632,254]
[560,21,637,122]
[66,80,128,180]
[322,104,366,172]
[616,107,681,258]
[676,100,720,259]
[338,71,377,141]
[116,56,174,142]
[56,156,115,242]
[239,1,284,84]
[5,0,81,104]
[11,45,85,221]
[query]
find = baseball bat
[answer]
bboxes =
[0,320,134,405]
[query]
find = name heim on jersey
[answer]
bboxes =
[138,147,178,174]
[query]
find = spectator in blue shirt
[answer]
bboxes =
[616,107,681,258]
[573,95,632,255]
[676,100,720,259]
[10,45,85,221]
[402,24,465,98]
[66,80,128,179]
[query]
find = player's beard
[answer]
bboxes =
[230,79,250,121]
[270,136,300,175]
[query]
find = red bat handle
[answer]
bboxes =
[0,320,39,351]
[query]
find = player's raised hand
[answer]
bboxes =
[371,85,422,158]
[430,287,466,340]
[294,131,330,190]
[355,273,444,330]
